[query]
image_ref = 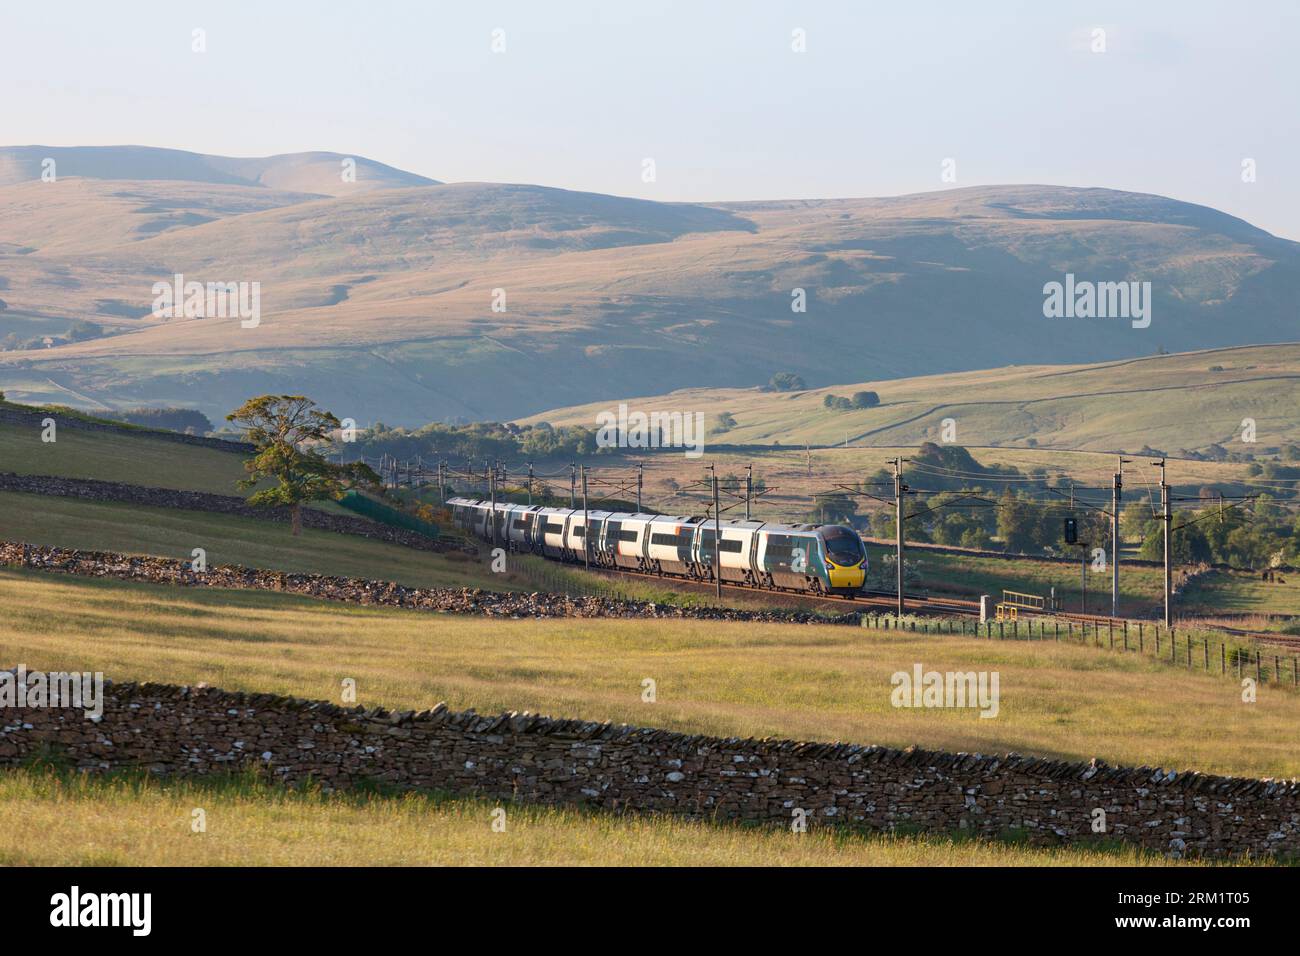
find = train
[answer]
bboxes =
[446,496,868,596]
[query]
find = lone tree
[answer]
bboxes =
[227,395,379,535]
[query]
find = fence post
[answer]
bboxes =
[1256,650,1261,683]
[1221,643,1226,675]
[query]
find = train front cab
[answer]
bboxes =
[817,524,867,594]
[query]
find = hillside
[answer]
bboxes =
[0,148,1298,425]
[525,343,1300,455]
[0,145,438,195]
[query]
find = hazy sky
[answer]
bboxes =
[6,0,1299,238]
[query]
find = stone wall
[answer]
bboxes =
[2,676,1295,859]
[0,540,856,625]
[0,472,467,553]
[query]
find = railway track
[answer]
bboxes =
[530,557,982,617]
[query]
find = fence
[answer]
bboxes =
[861,614,1300,690]
[337,491,440,539]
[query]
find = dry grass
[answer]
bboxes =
[3,569,1298,780]
[525,344,1300,452]
[0,766,1207,867]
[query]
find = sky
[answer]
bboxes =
[5,0,1300,238]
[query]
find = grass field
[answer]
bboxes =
[0,413,248,494]
[895,547,1168,616]
[0,490,509,590]
[523,344,1300,454]
[0,489,797,611]
[0,766,1212,867]
[1182,570,1300,620]
[4,569,1298,780]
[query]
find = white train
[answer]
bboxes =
[447,496,867,596]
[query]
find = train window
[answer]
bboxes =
[821,527,864,563]
[700,531,743,553]
[543,522,564,534]
[618,529,639,542]
[650,532,692,547]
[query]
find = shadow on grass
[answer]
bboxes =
[6,755,1282,866]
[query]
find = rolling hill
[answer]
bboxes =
[523,343,1300,455]
[1,146,1298,426]
[0,145,439,195]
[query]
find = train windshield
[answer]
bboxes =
[819,526,864,564]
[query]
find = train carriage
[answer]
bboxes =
[645,515,703,577]
[535,507,574,558]
[602,513,654,571]
[446,496,866,597]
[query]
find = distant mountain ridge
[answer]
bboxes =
[0,146,1297,427]
[0,145,439,196]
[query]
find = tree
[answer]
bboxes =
[65,320,102,342]
[767,372,806,392]
[1139,520,1211,564]
[226,395,380,535]
[114,406,214,434]
[996,492,1039,553]
[850,390,880,408]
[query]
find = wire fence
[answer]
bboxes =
[860,613,1300,689]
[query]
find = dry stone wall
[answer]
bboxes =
[2,676,1295,859]
[0,540,856,624]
